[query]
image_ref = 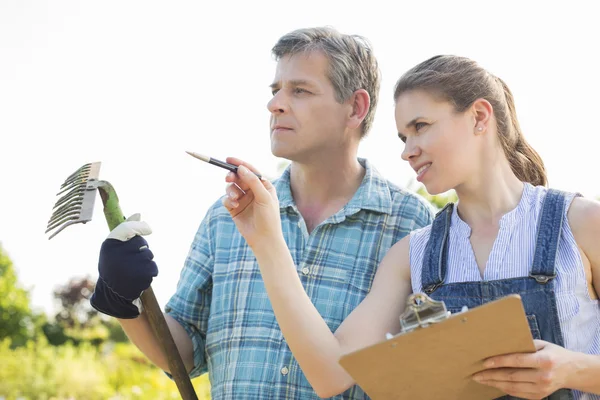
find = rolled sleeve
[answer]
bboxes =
[164,209,215,379]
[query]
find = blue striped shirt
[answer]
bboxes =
[166,159,434,399]
[409,183,600,400]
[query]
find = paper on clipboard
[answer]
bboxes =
[339,294,536,400]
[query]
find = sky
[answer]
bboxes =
[1,1,599,316]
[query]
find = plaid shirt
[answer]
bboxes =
[165,159,433,399]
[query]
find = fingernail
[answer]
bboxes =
[238,165,248,175]
[228,192,237,199]
[227,172,236,179]
[231,200,238,207]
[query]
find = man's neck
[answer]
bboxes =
[289,157,365,233]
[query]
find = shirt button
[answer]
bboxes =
[301,267,310,275]
[281,366,289,376]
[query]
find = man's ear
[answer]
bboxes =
[347,89,370,130]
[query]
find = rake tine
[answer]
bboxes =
[46,209,83,233]
[49,199,84,220]
[60,164,92,188]
[45,162,100,239]
[54,185,85,206]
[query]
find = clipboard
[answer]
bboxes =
[339,293,536,400]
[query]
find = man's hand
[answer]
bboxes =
[90,214,158,319]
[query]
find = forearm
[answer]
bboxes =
[569,353,600,394]
[117,312,194,374]
[253,239,354,397]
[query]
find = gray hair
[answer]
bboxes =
[272,27,380,138]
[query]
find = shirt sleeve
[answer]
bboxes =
[164,207,215,379]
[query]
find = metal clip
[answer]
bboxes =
[399,293,450,334]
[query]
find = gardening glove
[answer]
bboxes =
[90,213,158,319]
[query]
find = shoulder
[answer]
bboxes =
[567,196,600,250]
[386,180,436,225]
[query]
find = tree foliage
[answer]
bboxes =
[0,243,35,347]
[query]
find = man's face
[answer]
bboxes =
[267,51,351,163]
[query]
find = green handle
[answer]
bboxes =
[97,182,198,400]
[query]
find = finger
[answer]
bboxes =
[483,351,540,369]
[533,339,549,351]
[473,367,542,384]
[225,171,251,192]
[108,220,153,241]
[474,379,541,399]
[225,157,260,174]
[226,182,246,201]
[126,213,141,222]
[222,190,255,218]
[236,165,272,204]
[222,195,239,212]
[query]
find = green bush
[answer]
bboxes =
[0,336,211,399]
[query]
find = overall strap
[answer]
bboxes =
[530,189,569,283]
[422,203,453,294]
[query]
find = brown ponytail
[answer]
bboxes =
[394,55,547,187]
[496,78,547,186]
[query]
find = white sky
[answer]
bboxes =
[1,1,599,316]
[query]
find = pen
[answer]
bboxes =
[186,151,263,180]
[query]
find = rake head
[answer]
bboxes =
[45,162,101,240]
[44,160,198,399]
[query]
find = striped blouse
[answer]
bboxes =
[409,183,600,399]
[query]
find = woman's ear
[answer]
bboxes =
[471,98,493,134]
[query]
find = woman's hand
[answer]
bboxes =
[472,340,577,399]
[221,157,282,249]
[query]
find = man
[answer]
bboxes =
[91,27,433,399]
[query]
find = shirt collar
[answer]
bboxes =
[272,158,393,217]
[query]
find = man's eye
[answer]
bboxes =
[293,88,308,94]
[398,134,407,143]
[271,89,279,96]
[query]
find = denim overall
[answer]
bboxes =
[421,189,575,400]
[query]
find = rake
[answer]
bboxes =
[45,162,198,400]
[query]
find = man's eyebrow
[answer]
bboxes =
[269,80,313,90]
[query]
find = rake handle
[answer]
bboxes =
[98,184,198,400]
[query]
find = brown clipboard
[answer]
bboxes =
[339,294,536,400]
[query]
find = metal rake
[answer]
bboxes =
[46,161,198,400]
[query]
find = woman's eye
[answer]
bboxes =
[415,122,427,131]
[294,88,308,94]
[398,134,407,143]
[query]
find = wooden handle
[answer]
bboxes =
[98,182,198,399]
[141,288,198,400]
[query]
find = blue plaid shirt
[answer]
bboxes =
[165,159,433,399]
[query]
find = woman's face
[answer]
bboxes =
[395,90,481,195]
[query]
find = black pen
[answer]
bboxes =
[186,151,263,180]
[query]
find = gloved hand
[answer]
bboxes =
[90,213,158,319]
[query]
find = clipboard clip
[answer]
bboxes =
[399,293,451,334]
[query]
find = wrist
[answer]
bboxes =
[566,351,600,393]
[250,231,286,253]
[251,236,291,264]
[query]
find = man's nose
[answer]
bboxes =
[267,91,288,114]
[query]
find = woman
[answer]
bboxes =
[222,55,600,399]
